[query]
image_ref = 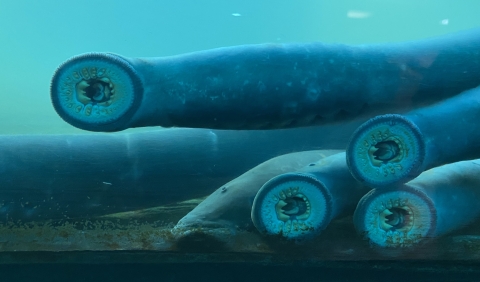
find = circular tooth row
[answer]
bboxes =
[75,75,115,106]
[355,189,435,248]
[274,190,311,222]
[51,53,143,131]
[378,201,413,232]
[347,114,425,187]
[368,136,404,167]
[251,173,331,241]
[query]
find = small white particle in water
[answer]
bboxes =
[347,10,371,19]
[440,19,449,25]
[232,13,242,17]
[102,182,112,185]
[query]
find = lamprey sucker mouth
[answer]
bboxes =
[275,191,311,222]
[354,189,435,249]
[75,77,114,106]
[51,53,143,131]
[347,114,425,187]
[370,136,404,165]
[379,204,414,232]
[252,174,330,241]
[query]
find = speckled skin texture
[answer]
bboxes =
[52,28,480,132]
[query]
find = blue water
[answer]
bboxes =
[1,1,480,281]
[1,0,479,134]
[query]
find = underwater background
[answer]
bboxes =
[1,0,480,134]
[2,1,480,281]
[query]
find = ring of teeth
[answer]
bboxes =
[258,178,329,239]
[59,65,127,120]
[366,130,405,167]
[362,190,433,248]
[376,199,413,232]
[74,68,115,107]
[75,78,114,106]
[274,187,311,222]
[352,120,420,182]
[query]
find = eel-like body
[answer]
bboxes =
[0,124,354,223]
[251,152,371,241]
[50,28,480,132]
[174,150,341,233]
[346,85,480,187]
[353,159,480,251]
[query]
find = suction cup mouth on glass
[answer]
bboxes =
[346,114,425,187]
[353,188,436,249]
[251,173,332,241]
[50,53,143,131]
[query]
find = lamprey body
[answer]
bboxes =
[174,150,340,232]
[252,152,370,241]
[353,159,480,252]
[347,85,480,187]
[0,126,349,222]
[51,28,480,131]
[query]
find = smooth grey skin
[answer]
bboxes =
[52,27,480,132]
[0,122,357,223]
[174,150,341,231]
[354,159,480,250]
[411,159,480,237]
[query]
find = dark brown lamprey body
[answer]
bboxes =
[51,28,480,132]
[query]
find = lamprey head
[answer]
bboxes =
[50,53,143,131]
[251,173,332,241]
[346,114,425,187]
[353,187,436,249]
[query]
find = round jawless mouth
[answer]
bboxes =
[354,188,436,249]
[251,173,332,241]
[346,114,425,187]
[378,205,414,232]
[50,53,143,132]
